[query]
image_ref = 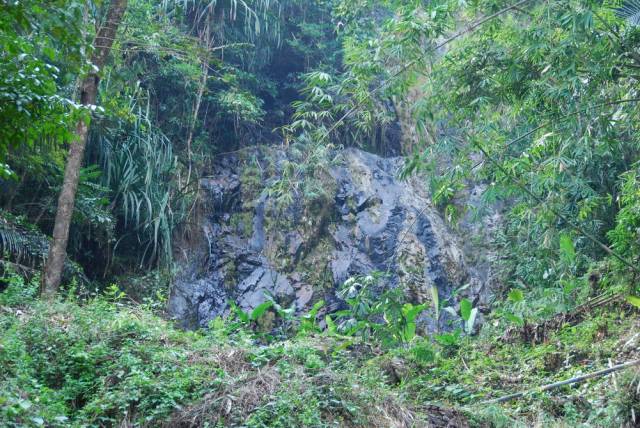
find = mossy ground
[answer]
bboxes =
[0,274,637,427]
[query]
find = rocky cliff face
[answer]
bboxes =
[169,147,487,331]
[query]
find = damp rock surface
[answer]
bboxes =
[169,147,487,330]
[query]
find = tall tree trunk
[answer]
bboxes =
[41,0,128,298]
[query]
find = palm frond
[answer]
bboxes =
[614,0,640,26]
[160,0,282,44]
[0,221,32,265]
[90,97,179,268]
[0,215,88,283]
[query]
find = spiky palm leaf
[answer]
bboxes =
[90,96,179,268]
[615,0,640,26]
[161,0,282,46]
[0,220,32,266]
[0,214,54,272]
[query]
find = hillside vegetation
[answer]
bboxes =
[1,0,640,426]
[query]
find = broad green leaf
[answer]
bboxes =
[403,322,416,342]
[250,301,274,321]
[459,298,472,321]
[402,303,427,323]
[626,295,640,308]
[504,312,524,326]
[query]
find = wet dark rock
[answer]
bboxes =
[236,266,294,312]
[286,231,304,261]
[168,147,487,331]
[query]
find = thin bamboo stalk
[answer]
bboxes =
[481,359,640,405]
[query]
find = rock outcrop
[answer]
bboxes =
[169,147,485,331]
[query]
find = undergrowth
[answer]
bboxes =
[0,272,638,427]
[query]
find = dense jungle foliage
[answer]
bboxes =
[1,0,640,426]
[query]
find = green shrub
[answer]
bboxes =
[0,271,38,306]
[0,291,216,426]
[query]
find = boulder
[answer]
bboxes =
[169,147,485,331]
